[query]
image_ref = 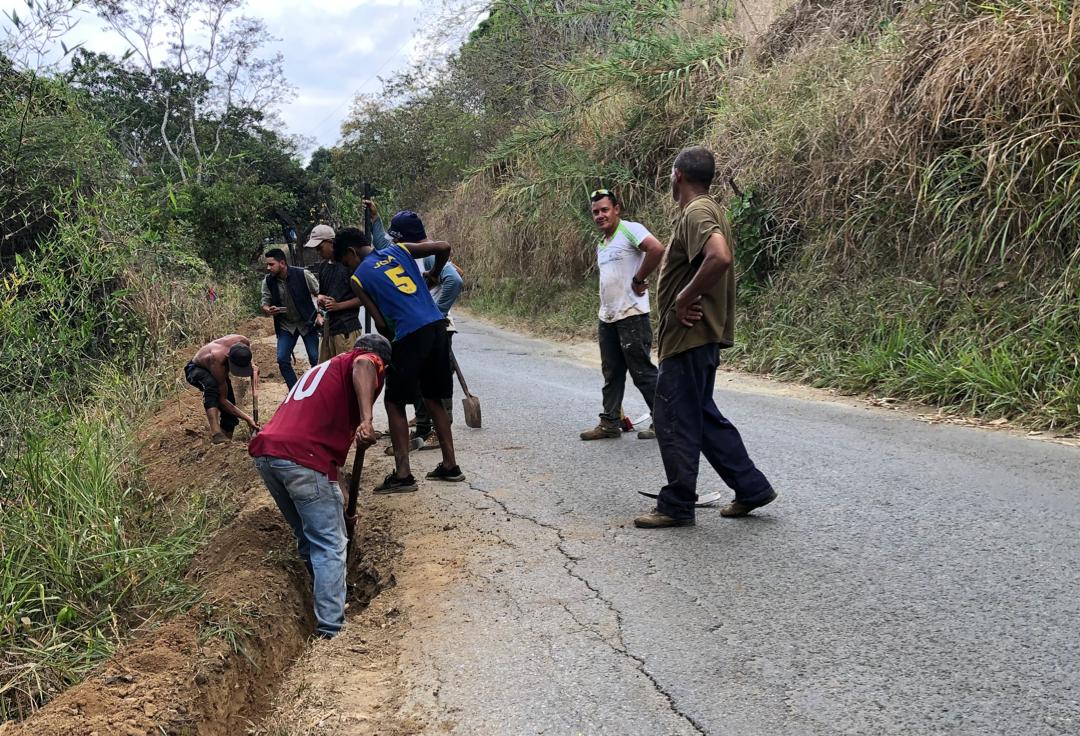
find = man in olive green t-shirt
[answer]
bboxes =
[635,146,777,529]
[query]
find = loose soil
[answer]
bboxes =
[1,326,400,736]
[255,480,489,736]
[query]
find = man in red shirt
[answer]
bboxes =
[249,334,392,638]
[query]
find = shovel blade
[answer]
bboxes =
[462,395,482,428]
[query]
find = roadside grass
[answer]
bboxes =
[731,272,1080,431]
[0,189,248,721]
[0,396,232,721]
[463,278,598,339]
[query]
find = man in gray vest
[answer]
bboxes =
[261,247,320,388]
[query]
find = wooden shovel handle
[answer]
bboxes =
[345,445,367,525]
[450,347,472,398]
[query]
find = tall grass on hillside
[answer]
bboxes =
[712,0,1080,428]
[432,0,1080,430]
[0,404,223,720]
[0,189,245,720]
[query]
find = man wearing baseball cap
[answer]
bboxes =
[306,225,363,361]
[249,333,392,639]
[184,334,261,443]
[303,224,336,252]
[343,210,465,493]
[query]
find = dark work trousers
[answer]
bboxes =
[598,314,658,422]
[654,343,773,520]
[414,332,454,436]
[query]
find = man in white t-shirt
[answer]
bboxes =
[580,188,665,441]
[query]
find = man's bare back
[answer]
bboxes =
[193,334,250,373]
[186,335,259,441]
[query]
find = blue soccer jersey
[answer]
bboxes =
[352,244,444,342]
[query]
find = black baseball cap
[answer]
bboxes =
[388,211,426,243]
[227,344,253,377]
[354,333,392,366]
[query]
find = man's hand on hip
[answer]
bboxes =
[675,292,704,327]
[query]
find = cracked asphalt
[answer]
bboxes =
[388,316,1080,735]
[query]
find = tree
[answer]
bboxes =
[87,0,290,183]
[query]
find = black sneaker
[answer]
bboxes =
[373,473,418,494]
[426,464,466,482]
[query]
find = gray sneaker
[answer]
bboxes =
[637,424,656,440]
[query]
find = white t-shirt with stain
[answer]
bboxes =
[597,220,651,323]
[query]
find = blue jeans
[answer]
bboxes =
[654,343,773,520]
[253,456,347,638]
[276,329,320,389]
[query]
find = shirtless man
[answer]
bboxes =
[184,335,261,443]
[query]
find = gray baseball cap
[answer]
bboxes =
[303,224,336,249]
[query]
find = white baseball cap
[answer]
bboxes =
[303,224,336,249]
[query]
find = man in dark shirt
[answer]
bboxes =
[635,146,777,529]
[307,226,363,360]
[343,218,466,492]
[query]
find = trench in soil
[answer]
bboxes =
[1,330,400,736]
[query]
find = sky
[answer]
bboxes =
[1,0,446,153]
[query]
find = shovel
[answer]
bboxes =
[450,348,481,428]
[251,376,260,435]
[344,444,366,566]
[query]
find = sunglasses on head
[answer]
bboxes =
[590,188,618,204]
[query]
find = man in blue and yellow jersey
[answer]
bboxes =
[341,218,465,493]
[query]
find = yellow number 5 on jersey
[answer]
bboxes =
[385,265,417,294]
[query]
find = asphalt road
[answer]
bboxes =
[391,316,1080,736]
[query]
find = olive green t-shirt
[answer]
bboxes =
[655,195,736,362]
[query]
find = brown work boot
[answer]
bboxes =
[637,424,656,440]
[634,509,694,528]
[580,420,622,441]
[719,490,778,518]
[210,432,229,444]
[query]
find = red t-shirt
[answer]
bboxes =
[249,349,385,479]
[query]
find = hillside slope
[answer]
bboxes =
[412,0,1079,431]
